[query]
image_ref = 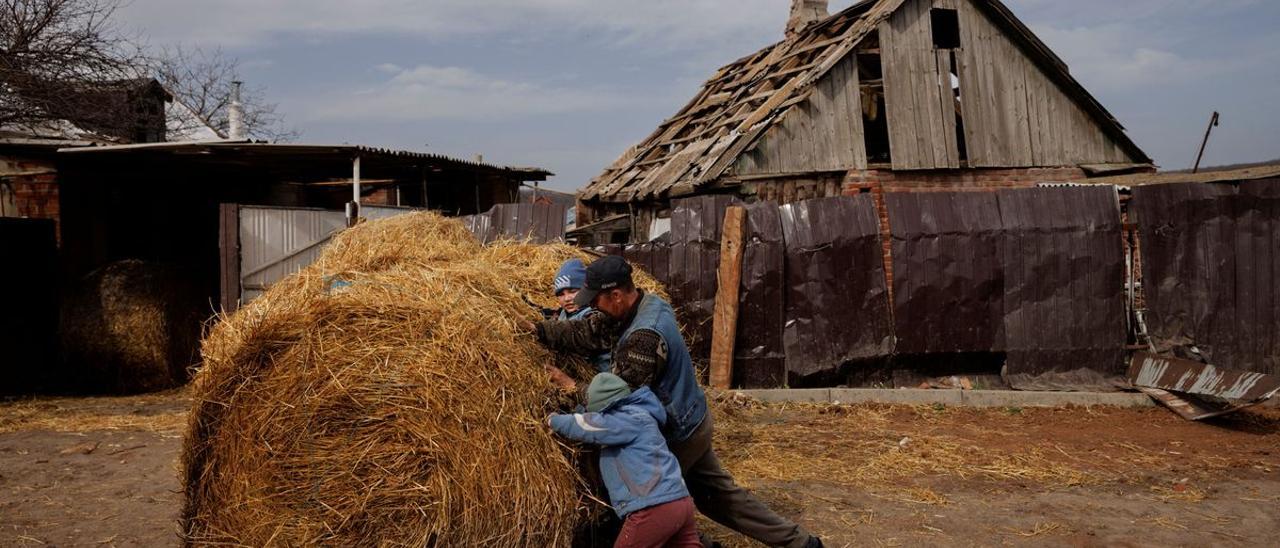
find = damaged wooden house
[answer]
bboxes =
[575,0,1151,242]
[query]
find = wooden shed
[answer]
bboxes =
[577,0,1152,241]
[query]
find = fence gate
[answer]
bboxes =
[220,205,427,311]
[220,203,569,311]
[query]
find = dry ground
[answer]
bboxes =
[1,390,1277,547]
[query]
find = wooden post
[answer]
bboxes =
[709,206,746,390]
[218,203,241,313]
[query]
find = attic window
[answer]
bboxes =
[931,9,961,49]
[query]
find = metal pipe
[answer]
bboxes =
[1192,111,1219,174]
[353,155,362,204]
[228,81,246,140]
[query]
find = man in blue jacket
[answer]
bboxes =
[532,256,822,548]
[549,373,701,548]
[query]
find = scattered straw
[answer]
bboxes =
[0,390,189,434]
[1149,484,1207,503]
[895,487,948,506]
[1000,522,1065,537]
[1140,516,1189,531]
[180,213,664,547]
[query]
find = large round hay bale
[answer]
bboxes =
[60,259,202,394]
[181,213,665,546]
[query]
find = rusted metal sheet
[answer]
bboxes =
[461,203,568,244]
[888,191,1004,354]
[998,186,1127,391]
[1131,179,1280,375]
[733,202,787,388]
[622,241,672,290]
[1129,352,1280,420]
[780,195,893,383]
[668,195,740,362]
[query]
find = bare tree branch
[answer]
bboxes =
[152,46,298,142]
[1,0,297,142]
[0,0,149,137]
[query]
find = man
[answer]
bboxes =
[530,255,822,548]
[551,259,611,373]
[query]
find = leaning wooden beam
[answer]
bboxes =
[709,206,746,390]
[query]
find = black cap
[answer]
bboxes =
[573,255,634,309]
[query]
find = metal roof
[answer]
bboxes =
[55,140,552,182]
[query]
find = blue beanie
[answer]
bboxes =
[554,259,587,295]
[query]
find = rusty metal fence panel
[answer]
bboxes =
[668,195,740,362]
[888,192,1005,354]
[781,195,893,383]
[998,186,1127,390]
[461,203,568,244]
[734,202,787,388]
[1131,179,1280,375]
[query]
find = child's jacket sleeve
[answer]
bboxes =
[548,412,639,447]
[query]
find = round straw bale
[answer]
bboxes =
[182,213,668,546]
[60,259,201,394]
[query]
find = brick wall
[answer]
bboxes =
[9,174,61,242]
[840,166,1089,297]
[364,187,397,206]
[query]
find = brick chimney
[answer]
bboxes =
[786,0,829,38]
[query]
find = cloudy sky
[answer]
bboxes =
[120,0,1279,191]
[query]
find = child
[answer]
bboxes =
[549,373,701,548]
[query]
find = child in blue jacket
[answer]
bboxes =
[549,373,701,548]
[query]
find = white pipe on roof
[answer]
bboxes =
[228,81,246,140]
[353,155,361,204]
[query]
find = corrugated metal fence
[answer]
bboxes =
[1131,179,1280,375]
[608,186,1162,390]
[460,203,568,244]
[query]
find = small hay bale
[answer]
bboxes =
[181,212,661,546]
[60,260,202,394]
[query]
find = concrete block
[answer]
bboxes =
[829,388,964,406]
[736,389,830,404]
[730,388,1156,408]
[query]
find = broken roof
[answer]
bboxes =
[581,0,1148,204]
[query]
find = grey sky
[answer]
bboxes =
[120,0,1280,191]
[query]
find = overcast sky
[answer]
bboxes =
[120,0,1279,191]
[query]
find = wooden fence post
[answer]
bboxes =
[709,206,745,390]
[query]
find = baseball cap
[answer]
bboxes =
[573,255,634,309]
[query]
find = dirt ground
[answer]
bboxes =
[1,391,1276,547]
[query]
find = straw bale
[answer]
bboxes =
[181,212,660,547]
[60,260,202,394]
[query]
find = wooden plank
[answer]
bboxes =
[709,206,745,390]
[218,203,241,313]
[936,49,961,167]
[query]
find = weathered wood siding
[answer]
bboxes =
[952,0,1133,167]
[877,0,1135,169]
[880,0,961,170]
[733,54,867,176]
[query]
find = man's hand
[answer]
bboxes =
[544,364,577,391]
[517,319,537,334]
